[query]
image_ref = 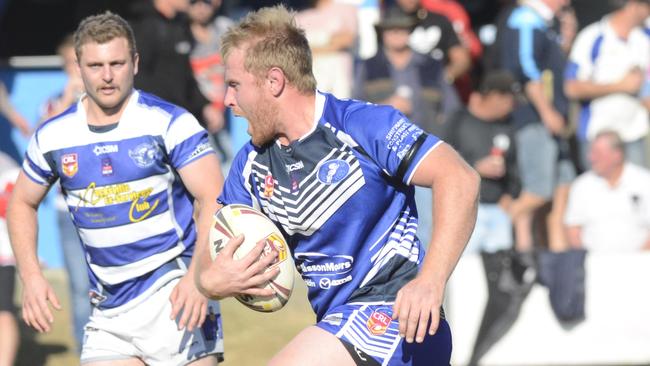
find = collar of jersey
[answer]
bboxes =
[274,90,324,148]
[77,89,138,130]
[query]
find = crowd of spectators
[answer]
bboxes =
[1,0,650,364]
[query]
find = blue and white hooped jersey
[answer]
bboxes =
[218,92,442,320]
[23,90,214,314]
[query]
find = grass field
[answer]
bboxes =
[14,269,315,366]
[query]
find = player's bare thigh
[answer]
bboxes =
[268,326,355,366]
[83,354,219,366]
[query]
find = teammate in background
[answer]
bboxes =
[7,12,224,365]
[196,6,480,365]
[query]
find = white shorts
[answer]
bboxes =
[81,278,224,365]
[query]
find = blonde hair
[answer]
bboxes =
[221,5,317,94]
[74,11,137,61]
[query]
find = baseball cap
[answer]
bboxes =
[477,70,521,96]
[374,7,418,32]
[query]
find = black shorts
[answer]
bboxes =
[0,265,16,313]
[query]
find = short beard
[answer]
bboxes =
[248,93,280,147]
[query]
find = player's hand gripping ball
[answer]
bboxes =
[209,204,295,312]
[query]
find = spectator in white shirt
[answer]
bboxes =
[564,130,650,251]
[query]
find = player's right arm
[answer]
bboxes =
[7,171,61,332]
[195,146,280,300]
[196,232,279,300]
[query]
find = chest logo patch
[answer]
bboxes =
[263,174,274,197]
[128,143,161,168]
[317,159,350,184]
[61,153,78,178]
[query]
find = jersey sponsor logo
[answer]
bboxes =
[101,158,113,176]
[93,144,119,156]
[285,161,304,172]
[295,253,354,277]
[322,312,344,326]
[188,141,210,160]
[397,144,412,160]
[290,174,300,193]
[61,153,78,177]
[366,310,392,336]
[385,118,423,156]
[354,346,369,362]
[317,159,350,184]
[319,275,352,289]
[304,278,316,287]
[128,142,161,168]
[77,182,160,223]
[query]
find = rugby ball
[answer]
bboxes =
[209,204,294,312]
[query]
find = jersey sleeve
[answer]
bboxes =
[344,104,441,185]
[506,8,547,83]
[217,144,255,207]
[565,28,597,81]
[22,133,57,186]
[164,112,215,170]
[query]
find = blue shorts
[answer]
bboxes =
[316,303,451,366]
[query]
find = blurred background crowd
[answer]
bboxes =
[1,0,650,365]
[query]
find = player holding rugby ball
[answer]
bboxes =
[196,5,480,366]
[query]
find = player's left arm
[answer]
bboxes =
[393,142,479,343]
[170,153,224,331]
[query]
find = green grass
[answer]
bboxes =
[14,269,315,366]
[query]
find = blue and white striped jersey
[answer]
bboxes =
[218,92,442,320]
[23,90,214,314]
